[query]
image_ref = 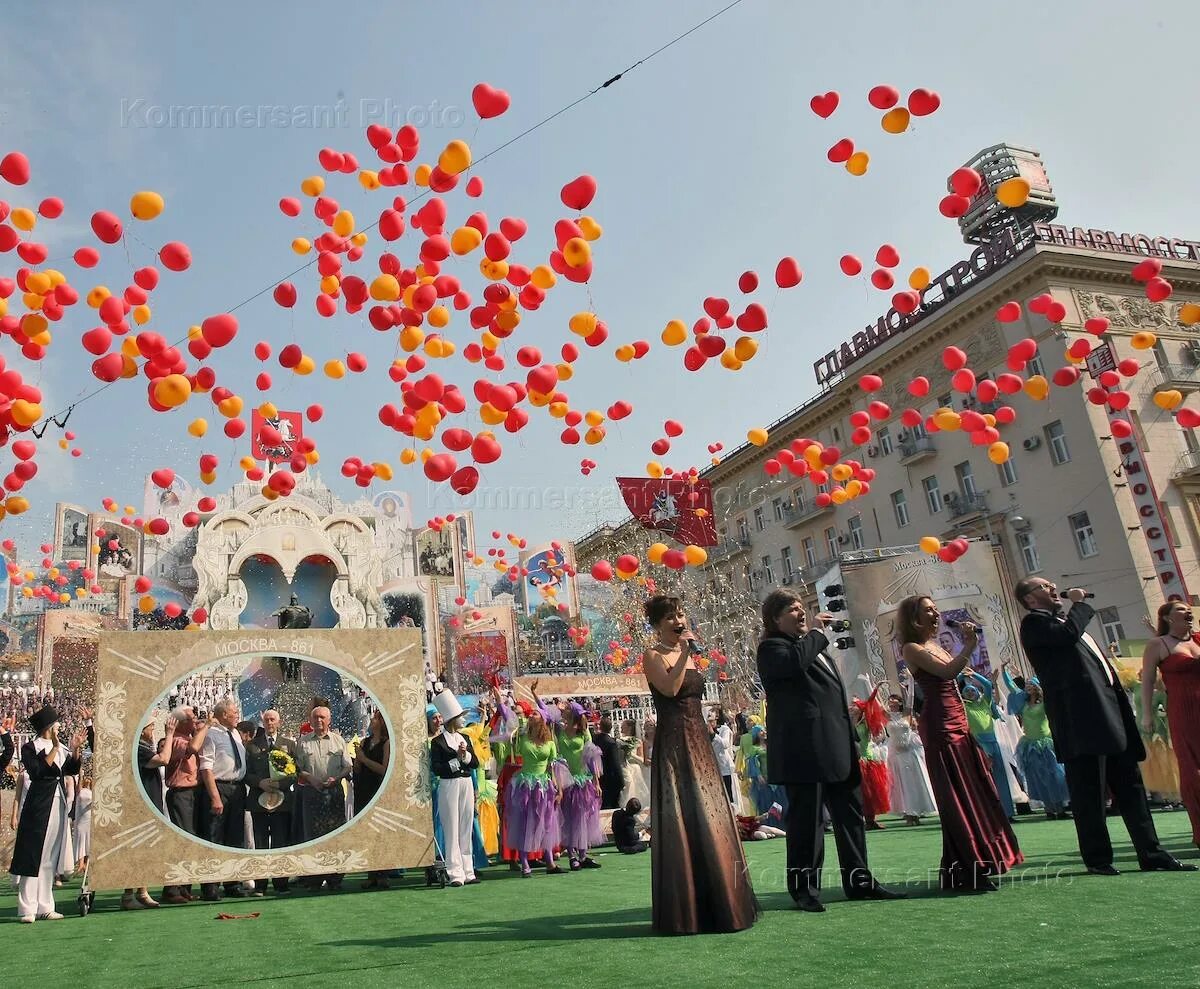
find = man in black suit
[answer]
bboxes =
[591,715,625,810]
[244,709,297,895]
[1016,578,1194,875]
[756,589,903,912]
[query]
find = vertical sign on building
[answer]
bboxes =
[1087,344,1189,601]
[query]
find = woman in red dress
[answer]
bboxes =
[898,595,1022,892]
[1141,601,1200,848]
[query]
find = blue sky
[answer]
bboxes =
[3,1,1199,555]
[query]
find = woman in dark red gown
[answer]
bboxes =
[642,595,759,934]
[898,595,1022,892]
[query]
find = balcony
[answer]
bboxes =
[898,436,937,465]
[1173,449,1200,478]
[782,502,834,528]
[706,536,752,563]
[1146,363,1200,393]
[797,555,838,586]
[946,491,990,520]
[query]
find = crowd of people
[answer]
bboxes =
[4,576,1199,932]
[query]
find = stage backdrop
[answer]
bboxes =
[89,628,432,891]
[832,542,1025,695]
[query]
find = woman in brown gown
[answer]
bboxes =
[642,595,759,935]
[898,595,1022,892]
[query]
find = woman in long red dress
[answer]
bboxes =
[898,595,1022,892]
[1141,601,1200,848]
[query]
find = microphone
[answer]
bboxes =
[944,619,962,629]
[1059,592,1095,599]
[685,637,705,657]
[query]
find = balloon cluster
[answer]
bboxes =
[811,84,941,177]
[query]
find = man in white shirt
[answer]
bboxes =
[198,696,247,901]
[295,706,351,889]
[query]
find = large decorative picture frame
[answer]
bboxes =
[89,628,433,891]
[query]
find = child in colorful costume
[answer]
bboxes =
[493,689,563,877]
[959,669,1016,820]
[851,683,891,829]
[550,699,604,870]
[1002,665,1070,818]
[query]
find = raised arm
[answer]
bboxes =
[755,630,830,683]
[1024,601,1096,653]
[642,648,690,698]
[902,623,978,680]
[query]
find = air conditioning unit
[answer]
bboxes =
[782,574,794,585]
[897,430,911,443]
[1023,435,1042,451]
[866,446,879,458]
[1186,340,1200,365]
[836,532,849,545]
[943,492,960,506]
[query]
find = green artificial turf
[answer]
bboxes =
[5,811,1198,988]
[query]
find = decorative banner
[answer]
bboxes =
[52,502,90,563]
[250,408,303,464]
[88,628,430,892]
[615,476,718,547]
[513,673,650,698]
[519,542,578,616]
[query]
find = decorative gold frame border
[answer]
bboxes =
[89,628,433,890]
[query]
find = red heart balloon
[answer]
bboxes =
[560,175,598,211]
[827,139,855,163]
[810,91,840,118]
[471,82,511,119]
[907,89,941,116]
[775,257,803,289]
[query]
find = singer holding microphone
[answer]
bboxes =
[1016,579,1194,875]
[756,589,903,912]
[898,597,1022,892]
[641,595,758,934]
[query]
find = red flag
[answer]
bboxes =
[616,477,718,547]
[251,409,303,464]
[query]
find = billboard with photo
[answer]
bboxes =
[416,525,457,582]
[88,515,144,594]
[53,502,90,563]
[833,542,1025,695]
[519,542,578,617]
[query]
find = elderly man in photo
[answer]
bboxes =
[296,705,352,890]
[161,706,209,905]
[198,696,248,902]
[244,709,297,895]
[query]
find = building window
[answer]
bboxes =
[762,555,774,585]
[825,526,838,559]
[1045,421,1070,465]
[1164,505,1184,548]
[744,564,755,592]
[1016,531,1040,572]
[891,490,910,528]
[737,516,749,543]
[754,507,765,531]
[923,476,942,515]
[781,546,794,579]
[802,536,817,567]
[848,516,865,550]
[772,497,785,522]
[954,461,978,499]
[793,487,806,513]
[877,426,893,456]
[997,456,1018,487]
[910,418,927,440]
[1098,606,1125,646]
[937,392,953,411]
[1069,511,1099,558]
[1027,348,1046,378]
[831,425,842,443]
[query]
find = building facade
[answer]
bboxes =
[579,220,1200,659]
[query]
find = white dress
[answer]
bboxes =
[619,744,651,809]
[885,712,937,817]
[73,787,92,860]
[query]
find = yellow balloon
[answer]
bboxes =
[414,164,432,187]
[1131,331,1157,351]
[480,403,507,425]
[987,441,1011,465]
[1023,374,1049,401]
[684,545,708,566]
[830,488,849,505]
[428,305,450,328]
[570,312,598,337]
[400,325,425,352]
[260,401,278,419]
[138,595,156,613]
[324,360,347,379]
[647,542,669,564]
[1180,303,1200,326]
[10,400,41,427]
[996,177,1031,208]
[217,395,243,418]
[647,461,664,479]
[548,402,569,419]
[130,190,165,220]
[557,362,575,381]
[719,349,744,370]
[584,409,605,427]
[358,170,380,190]
[845,479,863,498]
[301,176,325,197]
[451,226,483,255]
[881,107,910,134]
[133,303,152,325]
[479,258,509,281]
[295,354,315,375]
[661,319,687,346]
[332,210,355,237]
[291,237,312,255]
[25,272,51,296]
[584,426,605,445]
[239,456,256,470]
[10,207,36,232]
[919,536,941,554]
[832,463,852,482]
[578,216,603,241]
[154,374,192,408]
[562,237,591,268]
[370,274,401,301]
[1154,389,1184,410]
[908,266,931,291]
[615,344,635,363]
[747,427,769,446]
[400,448,417,465]
[846,151,870,176]
[934,408,961,431]
[438,139,472,176]
[87,285,110,308]
[734,336,758,362]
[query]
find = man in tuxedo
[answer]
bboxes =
[244,709,297,895]
[1016,579,1194,875]
[756,589,904,912]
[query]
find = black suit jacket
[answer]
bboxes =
[756,631,860,785]
[1019,603,1144,763]
[0,731,13,777]
[244,736,298,815]
[430,731,478,779]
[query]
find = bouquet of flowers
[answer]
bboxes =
[268,748,297,781]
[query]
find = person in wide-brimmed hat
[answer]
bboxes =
[430,690,481,887]
[10,706,87,923]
